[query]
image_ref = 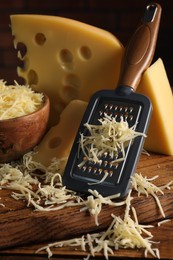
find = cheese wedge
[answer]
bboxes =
[10,14,124,127]
[137,58,173,155]
[32,99,87,166]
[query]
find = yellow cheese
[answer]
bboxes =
[32,99,87,166]
[137,58,173,155]
[10,14,124,127]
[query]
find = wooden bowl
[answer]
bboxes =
[0,94,50,163]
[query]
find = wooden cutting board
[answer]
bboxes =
[0,152,173,259]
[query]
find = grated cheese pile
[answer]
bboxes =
[35,171,172,259]
[0,152,80,211]
[36,191,160,259]
[0,151,125,218]
[79,113,146,166]
[0,151,172,259]
[0,79,44,120]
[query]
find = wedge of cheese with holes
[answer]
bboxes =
[137,58,173,155]
[33,99,87,166]
[10,14,124,127]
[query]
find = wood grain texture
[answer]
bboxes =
[0,153,173,259]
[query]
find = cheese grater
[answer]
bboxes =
[63,2,161,197]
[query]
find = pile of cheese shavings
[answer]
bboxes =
[0,152,82,211]
[35,172,173,259]
[36,191,160,259]
[0,79,44,120]
[78,113,146,167]
[0,152,124,215]
[0,151,172,259]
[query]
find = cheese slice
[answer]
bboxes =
[137,58,173,155]
[10,14,124,127]
[32,99,87,166]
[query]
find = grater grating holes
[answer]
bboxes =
[100,103,135,123]
[73,99,143,185]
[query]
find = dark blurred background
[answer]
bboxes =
[0,0,172,85]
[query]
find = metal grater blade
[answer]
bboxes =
[71,98,142,186]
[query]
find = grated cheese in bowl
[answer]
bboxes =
[0,79,44,120]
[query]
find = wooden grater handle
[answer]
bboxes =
[118,2,162,91]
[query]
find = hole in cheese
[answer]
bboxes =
[63,74,81,88]
[78,46,92,60]
[16,42,27,70]
[60,74,81,103]
[61,86,79,103]
[22,57,30,71]
[58,49,74,71]
[19,57,30,72]
[59,49,73,63]
[48,136,62,149]
[16,42,27,58]
[53,101,66,116]
[27,69,39,85]
[35,32,46,45]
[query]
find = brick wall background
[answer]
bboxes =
[0,0,173,85]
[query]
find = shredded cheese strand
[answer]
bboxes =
[157,219,171,226]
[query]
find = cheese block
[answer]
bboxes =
[32,99,87,166]
[10,14,124,127]
[137,58,173,155]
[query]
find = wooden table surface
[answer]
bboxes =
[0,152,173,259]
